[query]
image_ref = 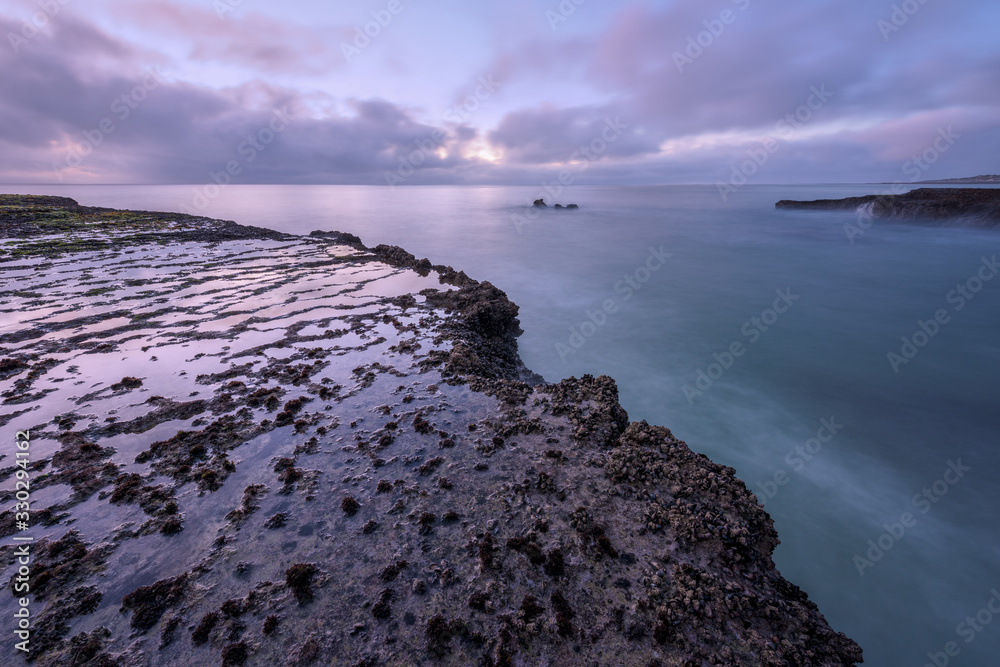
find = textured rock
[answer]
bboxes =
[0,196,862,666]
[776,187,1000,225]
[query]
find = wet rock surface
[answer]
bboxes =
[1,196,861,665]
[776,187,1000,225]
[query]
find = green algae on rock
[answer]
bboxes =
[0,196,862,665]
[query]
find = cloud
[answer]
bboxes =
[473,0,1000,181]
[1,1,998,185]
[113,0,350,73]
[488,105,659,164]
[0,15,485,184]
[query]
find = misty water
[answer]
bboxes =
[4,183,999,666]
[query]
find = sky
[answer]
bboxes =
[1,0,998,185]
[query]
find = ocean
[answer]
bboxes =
[4,182,999,666]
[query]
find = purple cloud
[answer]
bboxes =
[0,0,997,184]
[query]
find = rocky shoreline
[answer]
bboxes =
[1,196,862,665]
[912,174,1000,185]
[775,187,1000,226]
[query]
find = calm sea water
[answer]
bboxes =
[5,183,999,666]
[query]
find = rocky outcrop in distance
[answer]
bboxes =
[775,187,1000,226]
[533,199,579,209]
[914,174,1000,184]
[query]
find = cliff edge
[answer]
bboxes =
[0,196,862,666]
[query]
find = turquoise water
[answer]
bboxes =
[5,183,999,666]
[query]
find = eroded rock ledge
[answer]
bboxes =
[776,187,1000,225]
[0,196,861,666]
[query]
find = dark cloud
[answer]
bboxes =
[0,15,482,184]
[1,1,998,185]
[479,1,1000,181]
